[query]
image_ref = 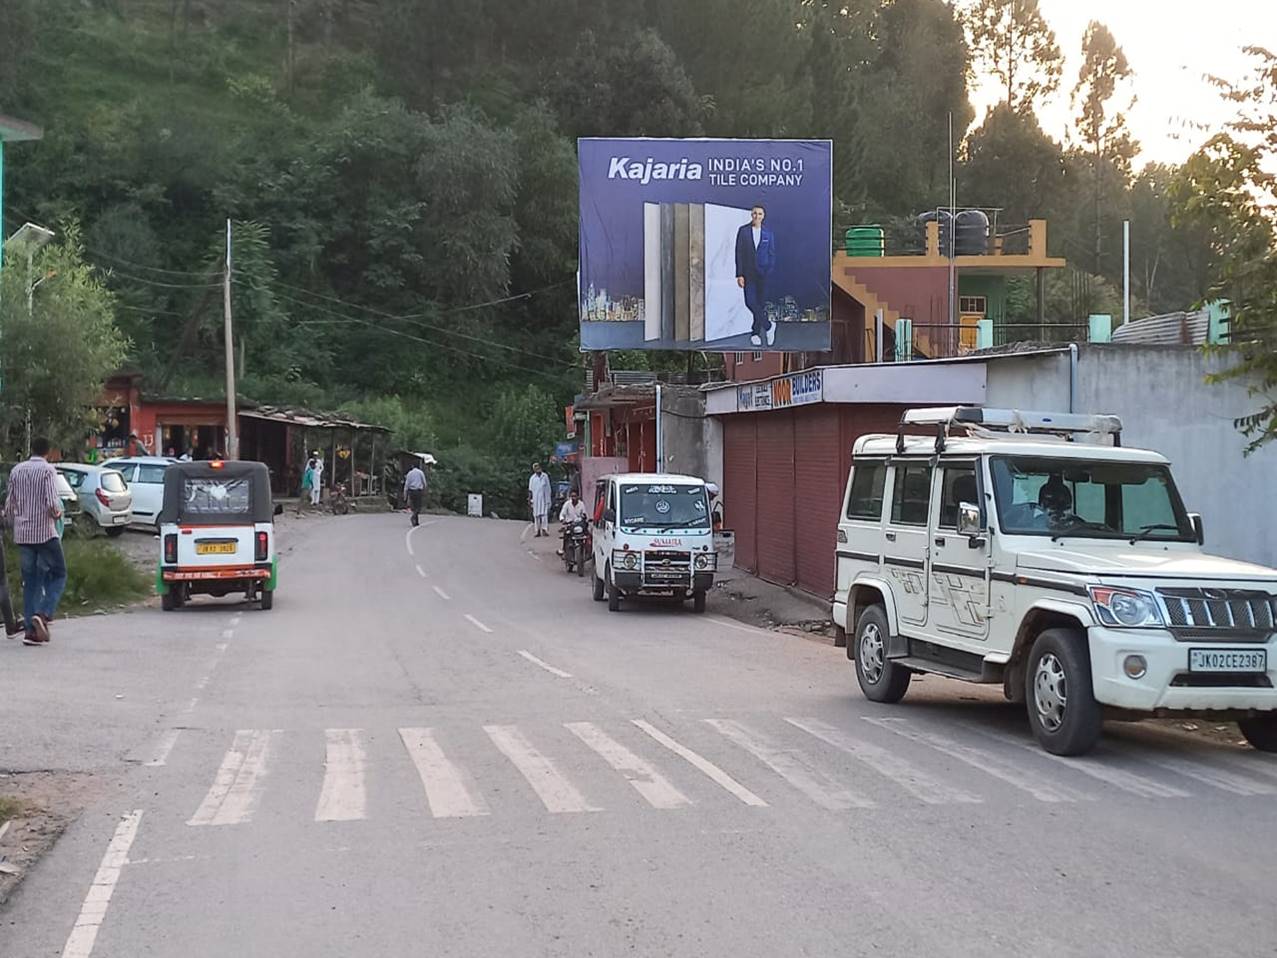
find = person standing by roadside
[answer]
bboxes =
[528,463,552,537]
[4,438,67,646]
[310,451,324,507]
[403,461,427,527]
[298,458,315,515]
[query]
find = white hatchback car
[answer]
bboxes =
[56,464,133,536]
[109,456,176,529]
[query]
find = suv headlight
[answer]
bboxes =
[1089,586,1164,628]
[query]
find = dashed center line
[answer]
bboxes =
[517,650,572,678]
[143,729,184,767]
[415,564,428,578]
[432,586,451,601]
[465,614,493,634]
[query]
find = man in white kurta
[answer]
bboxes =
[310,452,325,506]
[528,463,552,537]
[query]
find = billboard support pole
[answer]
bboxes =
[654,383,663,474]
[875,309,884,364]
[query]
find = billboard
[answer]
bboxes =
[578,138,832,353]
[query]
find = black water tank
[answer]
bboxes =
[916,210,953,255]
[955,209,990,256]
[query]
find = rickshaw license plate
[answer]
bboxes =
[196,541,237,555]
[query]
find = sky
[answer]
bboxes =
[966,0,1277,167]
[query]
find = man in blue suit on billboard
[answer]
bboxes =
[735,204,777,347]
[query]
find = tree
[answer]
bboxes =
[0,228,129,455]
[964,0,1062,113]
[1072,21,1138,274]
[859,0,974,214]
[960,104,1065,223]
[1169,47,1277,453]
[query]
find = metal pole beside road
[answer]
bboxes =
[223,219,239,459]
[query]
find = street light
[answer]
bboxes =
[4,222,55,314]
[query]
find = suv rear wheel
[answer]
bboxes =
[853,605,911,703]
[1025,628,1103,756]
[1239,714,1277,752]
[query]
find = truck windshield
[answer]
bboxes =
[989,456,1194,541]
[620,483,710,529]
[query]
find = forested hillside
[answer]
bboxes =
[0,0,1249,494]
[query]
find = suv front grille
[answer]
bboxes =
[1159,587,1276,639]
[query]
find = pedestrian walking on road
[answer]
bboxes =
[4,438,68,646]
[403,461,427,527]
[528,463,552,537]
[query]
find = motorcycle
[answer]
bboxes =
[561,518,589,577]
[329,482,352,516]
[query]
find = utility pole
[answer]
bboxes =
[947,111,957,330]
[223,219,239,460]
[1122,220,1131,327]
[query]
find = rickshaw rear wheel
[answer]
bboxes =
[261,589,274,611]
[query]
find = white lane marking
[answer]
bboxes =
[216,642,228,652]
[520,523,533,544]
[1137,751,1277,797]
[406,526,417,557]
[708,616,767,636]
[194,675,211,692]
[0,821,10,842]
[862,717,1088,803]
[143,728,183,768]
[399,728,489,818]
[632,720,767,807]
[315,729,368,822]
[527,551,542,562]
[432,586,451,601]
[485,725,601,813]
[971,727,1191,798]
[221,628,234,640]
[182,697,199,714]
[516,650,573,678]
[464,614,493,634]
[415,564,428,578]
[60,809,143,958]
[188,730,276,826]
[706,719,873,810]
[790,717,982,805]
[566,722,691,809]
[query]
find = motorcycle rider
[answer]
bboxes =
[556,489,589,557]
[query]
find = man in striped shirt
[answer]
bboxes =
[4,438,67,646]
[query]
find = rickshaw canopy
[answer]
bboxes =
[159,460,275,525]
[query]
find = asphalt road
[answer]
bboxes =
[3,514,1276,958]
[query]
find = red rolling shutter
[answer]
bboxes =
[794,407,843,598]
[755,412,796,586]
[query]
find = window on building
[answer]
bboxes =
[890,463,933,526]
[846,461,887,520]
[734,352,747,364]
[958,296,987,315]
[751,352,764,362]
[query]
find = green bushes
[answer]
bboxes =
[3,537,150,617]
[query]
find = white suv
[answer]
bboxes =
[833,406,1277,756]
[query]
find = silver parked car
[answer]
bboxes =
[56,464,133,536]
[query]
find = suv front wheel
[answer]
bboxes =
[1025,628,1103,756]
[853,605,911,704]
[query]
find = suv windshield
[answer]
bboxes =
[990,456,1194,542]
[620,483,710,529]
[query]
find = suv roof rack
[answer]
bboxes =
[897,406,1123,454]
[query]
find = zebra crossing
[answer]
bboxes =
[181,716,1277,827]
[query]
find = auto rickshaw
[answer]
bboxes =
[157,460,282,611]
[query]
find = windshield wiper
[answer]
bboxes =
[1049,520,1115,542]
[1128,523,1182,544]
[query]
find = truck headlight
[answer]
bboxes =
[1090,586,1164,628]
[694,554,716,571]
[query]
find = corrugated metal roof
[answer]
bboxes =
[1111,309,1209,345]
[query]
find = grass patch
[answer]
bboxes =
[0,796,27,824]
[3,538,151,618]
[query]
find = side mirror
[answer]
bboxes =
[273,503,284,517]
[1189,513,1204,546]
[603,508,616,525]
[957,501,983,537]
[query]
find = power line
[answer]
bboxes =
[99,267,223,290]
[87,247,218,279]
[248,281,578,368]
